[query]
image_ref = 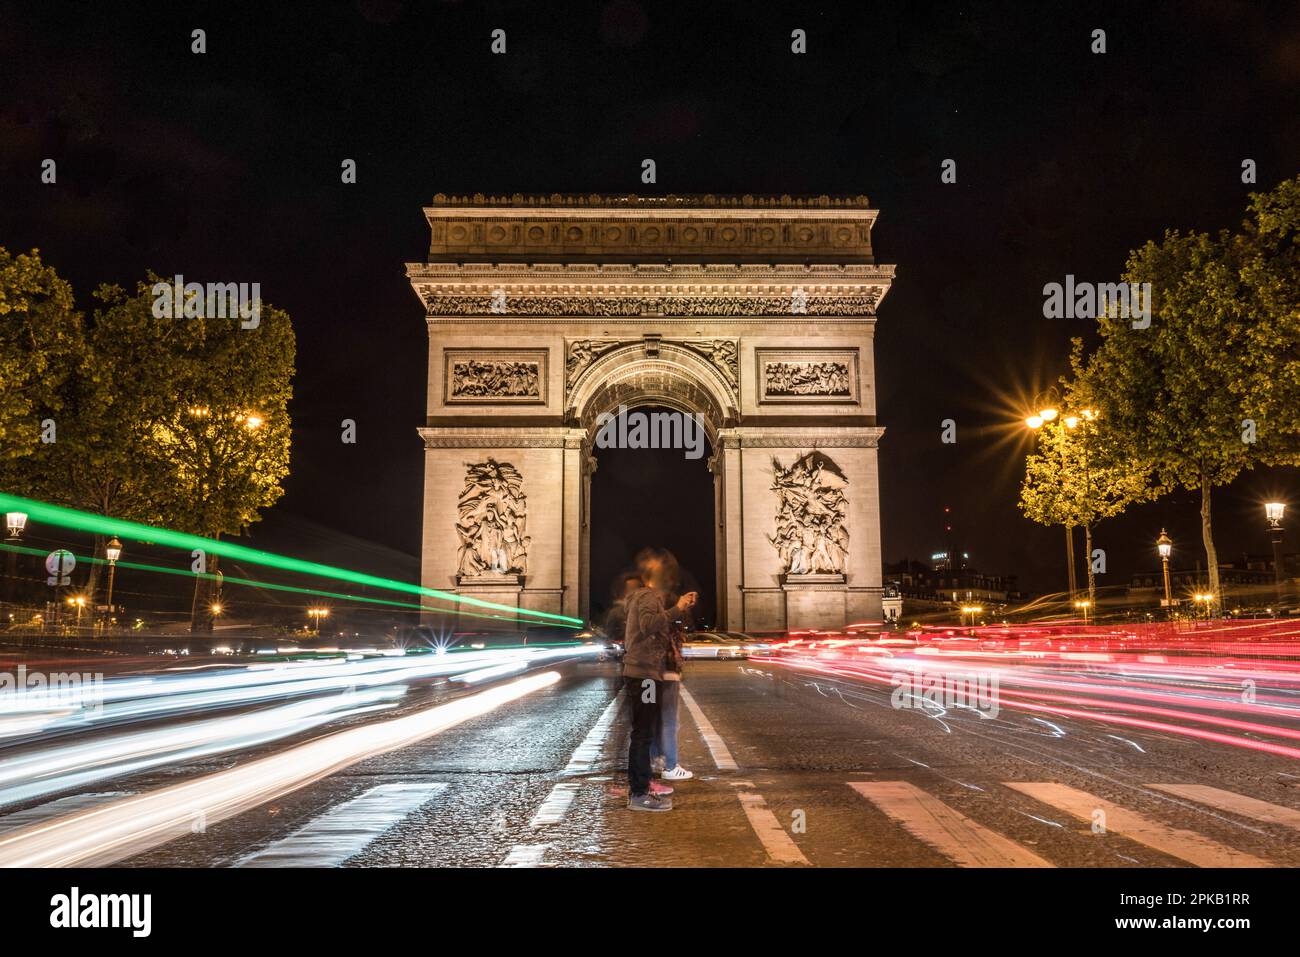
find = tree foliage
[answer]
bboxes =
[1072,177,1300,606]
[0,248,85,478]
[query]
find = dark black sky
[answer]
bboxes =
[2,0,1297,600]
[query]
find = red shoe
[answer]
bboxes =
[649,780,674,796]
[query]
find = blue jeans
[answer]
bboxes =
[651,679,681,768]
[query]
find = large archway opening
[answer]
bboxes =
[587,404,717,631]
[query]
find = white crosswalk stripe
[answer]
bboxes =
[1006,782,1274,868]
[849,781,1053,867]
[235,782,446,867]
[1147,783,1300,831]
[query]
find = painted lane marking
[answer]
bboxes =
[563,691,623,775]
[501,843,550,867]
[236,782,446,867]
[1148,784,1300,831]
[679,686,738,771]
[1006,782,1273,868]
[678,688,804,864]
[530,782,581,827]
[849,781,1053,868]
[503,687,624,866]
[734,790,809,865]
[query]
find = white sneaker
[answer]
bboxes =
[651,757,666,773]
[661,765,693,781]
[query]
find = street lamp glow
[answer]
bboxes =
[210,603,224,616]
[1156,529,1172,559]
[5,512,27,540]
[105,537,122,563]
[1026,415,1044,429]
[1039,407,1058,422]
[1063,415,1080,429]
[243,414,264,430]
[1265,502,1285,526]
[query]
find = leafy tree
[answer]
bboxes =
[1019,388,1151,608]
[1074,177,1300,609]
[0,248,85,482]
[113,280,296,630]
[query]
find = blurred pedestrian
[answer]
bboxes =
[622,548,695,812]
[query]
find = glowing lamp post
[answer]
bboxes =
[66,594,86,628]
[3,511,26,607]
[1025,396,1078,600]
[1073,599,1091,625]
[103,537,122,623]
[308,607,329,635]
[1265,503,1286,610]
[1156,529,1173,609]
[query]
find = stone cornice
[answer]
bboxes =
[428,192,873,212]
[418,426,586,449]
[407,263,894,316]
[421,196,882,264]
[406,262,895,281]
[717,426,886,449]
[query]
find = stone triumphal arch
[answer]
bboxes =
[409,193,894,633]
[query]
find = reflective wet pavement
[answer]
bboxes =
[10,658,1300,867]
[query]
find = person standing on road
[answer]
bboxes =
[651,593,694,783]
[623,549,696,812]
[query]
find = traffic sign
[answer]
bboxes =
[45,549,75,577]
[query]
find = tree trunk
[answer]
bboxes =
[1200,470,1221,616]
[189,552,220,634]
[1064,524,1077,599]
[1084,523,1096,611]
[85,533,104,608]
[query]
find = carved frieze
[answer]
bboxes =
[444,349,546,404]
[419,292,882,317]
[768,451,849,576]
[565,337,740,395]
[756,348,860,404]
[456,459,531,577]
[565,339,621,388]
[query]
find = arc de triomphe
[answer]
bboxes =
[408,193,894,633]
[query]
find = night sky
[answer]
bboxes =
[2,1,1298,607]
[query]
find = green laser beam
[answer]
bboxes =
[0,541,505,622]
[0,494,582,627]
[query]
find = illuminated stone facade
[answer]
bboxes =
[410,193,893,632]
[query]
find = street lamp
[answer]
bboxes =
[3,511,27,607]
[1192,592,1215,620]
[1156,528,1173,608]
[66,594,86,628]
[1025,402,1079,600]
[5,512,27,540]
[210,602,224,618]
[308,607,329,635]
[1074,599,1091,624]
[104,537,122,623]
[1265,502,1286,610]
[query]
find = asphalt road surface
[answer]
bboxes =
[5,649,1298,868]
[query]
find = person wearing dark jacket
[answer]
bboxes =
[602,573,643,654]
[622,551,696,812]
